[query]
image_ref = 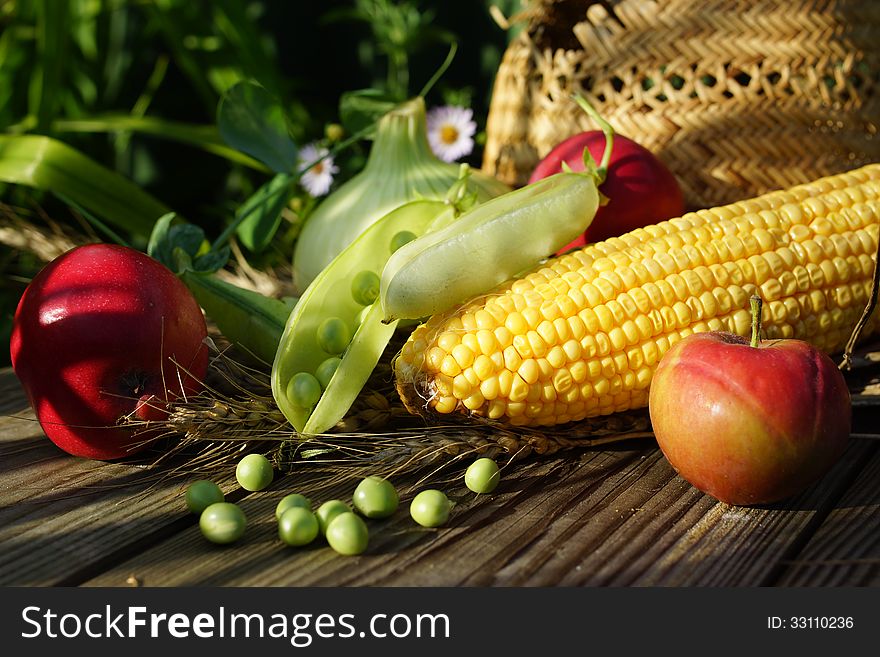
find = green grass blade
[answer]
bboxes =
[0,134,171,238]
[31,0,70,132]
[211,0,286,100]
[53,115,269,171]
[145,1,218,114]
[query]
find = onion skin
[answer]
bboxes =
[293,97,509,293]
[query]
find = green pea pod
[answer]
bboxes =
[379,171,601,323]
[272,199,454,434]
[181,271,294,366]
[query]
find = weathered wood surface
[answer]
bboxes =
[1,367,877,587]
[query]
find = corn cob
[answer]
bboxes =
[394,164,880,428]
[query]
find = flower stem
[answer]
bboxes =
[750,295,763,348]
[418,42,458,99]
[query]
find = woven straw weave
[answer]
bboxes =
[482,0,880,210]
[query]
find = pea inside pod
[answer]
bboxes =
[271,199,455,434]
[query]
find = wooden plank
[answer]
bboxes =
[82,437,875,587]
[4,365,878,587]
[0,369,238,586]
[774,443,880,586]
[503,440,875,586]
[82,447,654,587]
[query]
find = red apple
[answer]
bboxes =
[529,131,685,251]
[10,243,209,460]
[648,298,851,506]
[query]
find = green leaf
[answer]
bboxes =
[148,212,229,275]
[339,89,398,136]
[171,245,193,274]
[192,246,230,274]
[235,173,296,253]
[147,212,176,266]
[0,134,170,239]
[168,223,206,261]
[217,80,298,173]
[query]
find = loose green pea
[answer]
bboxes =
[287,371,322,408]
[199,502,246,545]
[278,507,320,547]
[236,453,274,492]
[465,457,500,494]
[351,270,381,306]
[317,316,352,354]
[316,499,351,535]
[352,475,399,518]
[275,493,312,521]
[389,230,417,253]
[185,480,224,514]
[409,489,454,528]
[315,357,342,389]
[325,512,369,556]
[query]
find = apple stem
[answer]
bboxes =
[749,295,763,348]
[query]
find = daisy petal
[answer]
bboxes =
[297,143,339,197]
[426,105,477,162]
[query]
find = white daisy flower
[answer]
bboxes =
[426,105,476,162]
[297,143,339,197]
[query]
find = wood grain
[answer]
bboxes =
[774,444,880,586]
[2,367,878,587]
[0,371,235,586]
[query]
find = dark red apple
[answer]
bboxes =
[10,244,209,460]
[529,131,685,251]
[648,298,851,506]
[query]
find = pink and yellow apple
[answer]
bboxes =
[648,300,851,505]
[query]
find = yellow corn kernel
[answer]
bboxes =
[452,374,474,399]
[503,345,523,371]
[439,354,461,378]
[436,331,460,353]
[547,345,567,369]
[552,368,574,394]
[518,359,540,385]
[487,400,506,419]
[479,375,500,400]
[509,373,529,403]
[473,354,495,380]
[451,343,475,370]
[434,395,457,414]
[505,311,528,335]
[462,392,485,411]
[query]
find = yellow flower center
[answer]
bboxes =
[311,161,325,174]
[440,124,459,145]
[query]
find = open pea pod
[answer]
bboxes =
[272,198,454,434]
